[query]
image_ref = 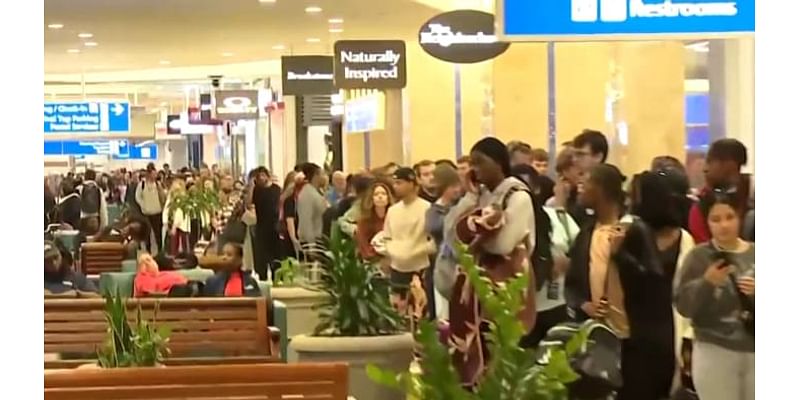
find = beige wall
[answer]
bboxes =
[493,44,549,149]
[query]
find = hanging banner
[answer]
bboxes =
[333,40,407,89]
[418,10,510,64]
[498,0,756,41]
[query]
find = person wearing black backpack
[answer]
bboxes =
[77,169,107,236]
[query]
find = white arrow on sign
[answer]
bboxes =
[112,103,125,116]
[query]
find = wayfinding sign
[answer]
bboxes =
[44,139,130,157]
[44,101,131,133]
[498,0,756,41]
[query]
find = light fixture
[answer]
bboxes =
[258,0,277,3]
[78,32,93,39]
[272,44,285,50]
[305,6,322,13]
[306,38,321,43]
[328,18,344,24]
[685,41,709,53]
[66,49,80,54]
[84,41,98,47]
[221,52,234,57]
[48,23,64,29]
[159,60,171,65]
[329,28,343,33]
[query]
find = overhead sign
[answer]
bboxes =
[166,115,181,134]
[281,55,335,96]
[44,101,130,134]
[498,0,756,41]
[114,143,157,160]
[44,139,130,157]
[344,94,386,133]
[419,10,510,63]
[333,40,407,89]
[215,90,259,120]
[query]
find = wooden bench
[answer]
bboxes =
[80,242,126,275]
[45,297,281,369]
[44,362,349,400]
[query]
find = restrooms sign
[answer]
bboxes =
[333,40,407,90]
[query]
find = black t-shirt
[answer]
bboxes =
[281,195,297,235]
[253,184,280,234]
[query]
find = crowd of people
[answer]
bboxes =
[43,129,755,400]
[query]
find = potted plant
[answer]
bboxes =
[290,225,411,400]
[167,186,220,264]
[90,292,171,369]
[367,242,586,400]
[270,257,329,338]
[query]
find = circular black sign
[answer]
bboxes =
[418,10,510,64]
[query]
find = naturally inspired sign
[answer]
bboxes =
[498,0,755,41]
[419,10,510,64]
[333,40,407,90]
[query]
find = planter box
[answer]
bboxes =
[270,286,328,339]
[291,334,414,400]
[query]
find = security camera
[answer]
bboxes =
[209,75,223,89]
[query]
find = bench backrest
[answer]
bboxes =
[44,362,349,400]
[80,242,126,275]
[45,297,275,368]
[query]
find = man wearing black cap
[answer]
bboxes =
[385,167,436,321]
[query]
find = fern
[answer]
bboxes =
[96,292,171,368]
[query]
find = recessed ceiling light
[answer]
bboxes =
[272,44,285,50]
[305,6,322,13]
[84,41,98,47]
[159,60,171,65]
[329,28,343,33]
[48,23,64,29]
[258,0,277,3]
[328,18,344,24]
[306,38,321,43]
[78,33,93,39]
[221,52,234,57]
[66,49,80,54]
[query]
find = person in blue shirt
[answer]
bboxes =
[326,171,347,206]
[204,243,261,297]
[44,240,97,297]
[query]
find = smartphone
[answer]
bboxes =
[468,170,478,185]
[713,251,732,268]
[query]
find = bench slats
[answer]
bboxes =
[44,363,349,400]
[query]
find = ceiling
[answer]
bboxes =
[44,0,443,75]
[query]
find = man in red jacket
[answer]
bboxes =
[688,138,753,243]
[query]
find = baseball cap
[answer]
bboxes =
[392,167,417,182]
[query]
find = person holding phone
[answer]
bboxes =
[674,193,754,400]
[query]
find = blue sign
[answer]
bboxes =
[498,0,755,41]
[114,143,157,160]
[344,96,384,133]
[44,101,131,133]
[44,139,129,157]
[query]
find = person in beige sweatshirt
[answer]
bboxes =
[384,167,436,322]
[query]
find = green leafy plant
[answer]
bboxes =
[96,292,172,368]
[306,224,404,336]
[274,257,303,287]
[167,186,221,229]
[367,242,586,400]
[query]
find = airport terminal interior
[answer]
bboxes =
[43,1,755,399]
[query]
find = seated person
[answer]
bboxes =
[133,253,189,298]
[203,243,261,297]
[96,215,149,259]
[44,240,97,297]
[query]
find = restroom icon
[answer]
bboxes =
[572,0,629,23]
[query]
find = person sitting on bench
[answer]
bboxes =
[204,243,261,297]
[44,240,97,297]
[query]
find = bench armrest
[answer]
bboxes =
[271,300,288,363]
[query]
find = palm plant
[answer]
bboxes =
[368,241,586,400]
[96,292,171,368]
[306,224,404,336]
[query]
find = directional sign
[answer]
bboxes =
[114,143,157,160]
[44,139,130,157]
[498,0,755,41]
[44,101,131,133]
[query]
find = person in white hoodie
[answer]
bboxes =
[136,164,165,253]
[162,179,190,255]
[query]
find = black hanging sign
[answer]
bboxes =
[333,40,407,89]
[419,10,510,64]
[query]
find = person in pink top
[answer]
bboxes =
[133,253,188,298]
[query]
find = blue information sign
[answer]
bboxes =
[113,143,157,160]
[44,139,129,157]
[498,0,755,41]
[44,101,131,133]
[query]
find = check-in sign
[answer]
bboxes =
[214,90,259,120]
